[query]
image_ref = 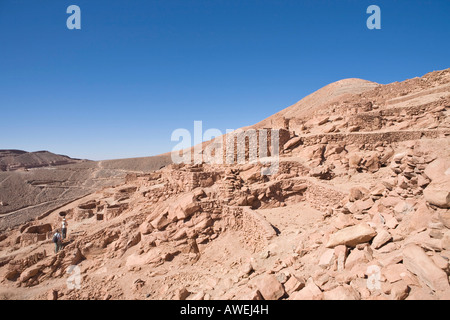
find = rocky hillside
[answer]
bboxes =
[0,150,84,172]
[0,154,173,231]
[0,68,449,300]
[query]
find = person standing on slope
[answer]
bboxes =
[61,218,68,240]
[53,231,62,253]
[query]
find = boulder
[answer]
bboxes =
[348,187,365,202]
[63,248,85,266]
[175,287,191,300]
[402,244,449,292]
[382,263,409,284]
[371,229,392,249]
[139,220,154,235]
[292,183,308,192]
[284,275,305,295]
[257,274,286,300]
[348,154,362,169]
[284,137,302,150]
[390,281,410,300]
[362,152,380,173]
[151,213,170,231]
[168,193,201,221]
[19,263,43,283]
[326,224,377,248]
[171,228,187,241]
[317,117,329,126]
[423,177,450,208]
[323,285,360,300]
[393,201,414,215]
[424,158,450,181]
[403,202,433,232]
[370,184,386,197]
[346,198,374,214]
[289,278,323,300]
[318,249,335,269]
[239,166,261,182]
[345,248,371,271]
[241,290,263,300]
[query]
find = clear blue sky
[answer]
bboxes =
[0,0,449,160]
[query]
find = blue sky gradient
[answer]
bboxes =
[0,0,449,160]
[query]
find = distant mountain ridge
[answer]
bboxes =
[0,149,86,171]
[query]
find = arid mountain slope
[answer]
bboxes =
[0,154,173,231]
[0,150,84,172]
[0,68,449,301]
[249,78,379,130]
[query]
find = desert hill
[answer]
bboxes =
[0,153,173,231]
[0,150,84,172]
[0,68,449,301]
[249,78,379,130]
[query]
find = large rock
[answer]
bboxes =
[345,198,374,214]
[151,213,170,230]
[284,275,305,295]
[323,285,360,300]
[424,158,450,181]
[345,248,371,271]
[326,224,377,248]
[402,201,434,232]
[289,278,323,300]
[390,281,410,300]
[284,136,302,150]
[257,274,286,300]
[318,249,335,269]
[402,244,449,292]
[371,229,392,249]
[168,193,201,221]
[423,177,450,208]
[175,287,191,300]
[239,166,261,182]
[139,220,154,235]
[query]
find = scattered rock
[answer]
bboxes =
[175,287,191,300]
[371,229,392,249]
[257,274,286,300]
[284,275,305,295]
[326,224,377,248]
[423,178,450,208]
[323,285,360,300]
[289,278,323,300]
[402,244,450,292]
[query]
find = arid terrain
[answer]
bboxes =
[0,152,172,231]
[0,68,449,300]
